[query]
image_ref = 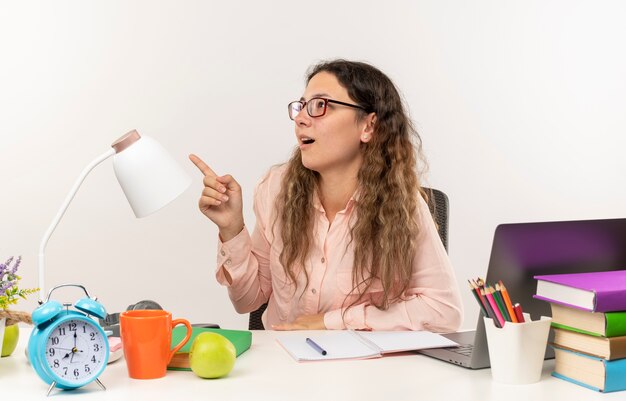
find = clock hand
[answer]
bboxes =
[71,332,78,363]
[69,344,84,363]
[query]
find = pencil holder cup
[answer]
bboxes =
[483,313,552,385]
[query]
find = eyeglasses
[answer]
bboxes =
[287,97,367,120]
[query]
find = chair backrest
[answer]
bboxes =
[248,303,269,330]
[424,187,449,252]
[247,187,450,330]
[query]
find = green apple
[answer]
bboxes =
[2,324,19,357]
[189,332,236,379]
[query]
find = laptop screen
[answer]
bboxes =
[485,218,626,322]
[419,218,626,368]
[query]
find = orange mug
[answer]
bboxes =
[120,310,192,379]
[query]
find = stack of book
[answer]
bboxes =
[534,270,626,393]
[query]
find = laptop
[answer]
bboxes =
[418,218,626,369]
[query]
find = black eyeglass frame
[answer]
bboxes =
[287,97,369,120]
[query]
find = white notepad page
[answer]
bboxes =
[278,331,380,361]
[277,330,458,362]
[357,330,459,354]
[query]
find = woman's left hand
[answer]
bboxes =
[272,313,326,330]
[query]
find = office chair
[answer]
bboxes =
[425,187,449,251]
[247,187,450,330]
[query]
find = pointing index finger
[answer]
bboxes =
[189,154,217,177]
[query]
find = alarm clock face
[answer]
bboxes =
[43,316,108,386]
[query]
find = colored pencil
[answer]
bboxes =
[484,287,506,327]
[468,280,488,316]
[498,281,518,323]
[472,279,490,314]
[480,288,502,328]
[471,277,526,327]
[475,279,491,316]
[475,277,502,328]
[493,283,511,322]
[513,303,525,323]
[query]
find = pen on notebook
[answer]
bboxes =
[306,338,327,356]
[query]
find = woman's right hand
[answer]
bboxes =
[189,154,244,242]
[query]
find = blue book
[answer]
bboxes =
[552,346,626,392]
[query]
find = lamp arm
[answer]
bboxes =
[38,148,116,303]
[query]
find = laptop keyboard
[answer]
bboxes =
[448,344,474,357]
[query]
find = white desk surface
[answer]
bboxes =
[1,328,623,400]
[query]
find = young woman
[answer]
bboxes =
[190,60,462,331]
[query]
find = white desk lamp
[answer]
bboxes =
[37,130,191,302]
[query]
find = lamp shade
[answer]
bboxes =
[112,131,191,218]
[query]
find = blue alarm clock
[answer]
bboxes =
[28,284,110,396]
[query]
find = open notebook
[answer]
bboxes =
[277,330,459,362]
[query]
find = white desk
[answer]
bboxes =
[0,328,622,400]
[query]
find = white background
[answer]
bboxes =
[1,0,625,330]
